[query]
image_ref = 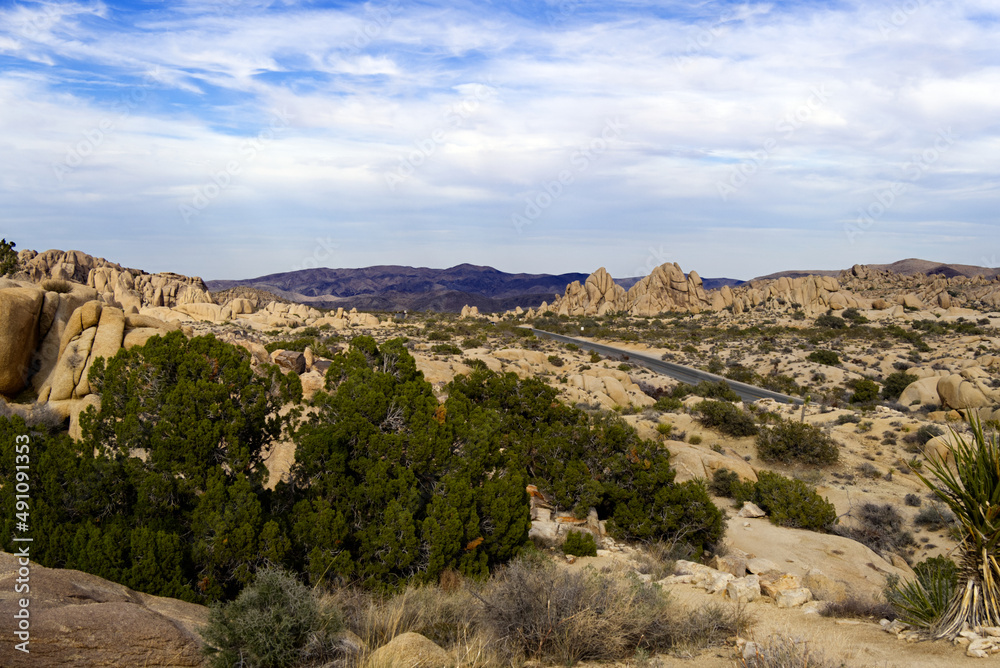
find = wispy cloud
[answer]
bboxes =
[1,0,998,279]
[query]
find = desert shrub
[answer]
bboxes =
[201,567,343,668]
[841,307,869,324]
[565,343,580,352]
[733,471,837,531]
[850,379,880,404]
[688,434,703,445]
[693,380,741,402]
[709,468,740,498]
[882,371,918,401]
[835,413,861,425]
[836,503,913,557]
[632,540,684,580]
[905,424,944,447]
[856,462,880,479]
[914,504,957,531]
[806,350,840,366]
[737,635,842,668]
[431,343,462,355]
[654,396,684,412]
[427,330,451,341]
[655,422,673,438]
[461,337,484,349]
[884,556,958,629]
[547,354,565,367]
[476,558,676,663]
[814,314,847,330]
[904,493,922,507]
[820,596,896,620]
[562,530,597,557]
[694,400,759,437]
[756,418,838,465]
[41,278,73,293]
[590,351,601,363]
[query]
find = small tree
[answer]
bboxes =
[0,238,20,276]
[915,414,1000,638]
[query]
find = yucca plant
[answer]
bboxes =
[914,413,1000,638]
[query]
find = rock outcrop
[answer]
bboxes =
[550,263,711,316]
[16,249,214,311]
[0,551,207,667]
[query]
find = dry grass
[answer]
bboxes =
[736,635,849,668]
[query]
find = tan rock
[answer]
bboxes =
[937,374,991,410]
[802,568,847,602]
[270,349,306,375]
[775,587,814,608]
[726,574,761,603]
[365,632,451,668]
[0,287,44,394]
[68,394,101,441]
[0,550,207,667]
[76,306,125,396]
[898,376,941,409]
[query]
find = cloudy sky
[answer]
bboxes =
[1,0,998,281]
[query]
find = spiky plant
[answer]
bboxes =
[914,413,1000,638]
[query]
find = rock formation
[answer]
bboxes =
[549,263,710,316]
[0,551,207,667]
[17,249,214,311]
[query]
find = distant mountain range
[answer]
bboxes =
[207,264,592,313]
[208,258,996,313]
[753,258,1000,281]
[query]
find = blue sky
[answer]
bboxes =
[1,0,998,280]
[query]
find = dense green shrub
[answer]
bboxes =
[849,378,880,403]
[709,468,740,498]
[882,371,918,401]
[548,354,565,367]
[755,418,839,465]
[733,471,837,531]
[0,238,19,276]
[815,314,847,329]
[806,350,841,366]
[201,567,342,668]
[431,343,462,355]
[562,530,598,557]
[694,400,758,437]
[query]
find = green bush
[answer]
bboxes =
[562,530,597,557]
[884,556,958,629]
[815,314,847,329]
[755,418,839,465]
[882,371,918,401]
[201,567,342,668]
[431,343,462,355]
[850,379,880,404]
[806,350,841,366]
[694,400,758,437]
[590,351,601,363]
[0,238,19,276]
[548,355,565,367]
[709,468,740,498]
[733,471,837,531]
[654,396,683,412]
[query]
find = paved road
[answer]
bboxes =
[531,329,804,405]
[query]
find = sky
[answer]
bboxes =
[1,0,998,281]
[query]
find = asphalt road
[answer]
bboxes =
[531,328,804,405]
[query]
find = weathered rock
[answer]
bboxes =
[802,568,847,603]
[0,550,207,667]
[938,374,992,410]
[760,574,802,599]
[746,558,779,575]
[898,376,942,409]
[726,575,761,603]
[365,632,450,668]
[68,394,101,441]
[737,502,767,518]
[270,349,306,375]
[711,552,748,578]
[0,287,44,395]
[775,587,813,608]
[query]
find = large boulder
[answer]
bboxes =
[0,287,44,395]
[898,376,941,410]
[0,551,207,667]
[937,374,992,410]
